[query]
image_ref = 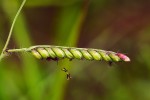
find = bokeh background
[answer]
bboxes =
[0,0,150,100]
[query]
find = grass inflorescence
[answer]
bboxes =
[7,45,130,62]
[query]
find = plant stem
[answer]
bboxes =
[6,45,130,62]
[0,0,26,61]
[7,48,27,53]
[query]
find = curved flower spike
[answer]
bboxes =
[6,45,130,62]
[27,45,130,62]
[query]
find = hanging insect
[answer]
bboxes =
[61,68,72,80]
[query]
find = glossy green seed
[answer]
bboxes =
[31,49,42,59]
[70,49,82,59]
[80,50,93,60]
[37,48,49,58]
[45,48,56,58]
[108,53,121,62]
[62,49,74,59]
[98,51,112,61]
[88,50,101,60]
[51,48,65,58]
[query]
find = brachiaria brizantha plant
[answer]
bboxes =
[0,0,130,80]
[6,45,130,62]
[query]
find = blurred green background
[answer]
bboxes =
[0,0,150,100]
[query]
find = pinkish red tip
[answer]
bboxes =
[116,53,130,62]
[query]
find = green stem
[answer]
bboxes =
[0,0,26,61]
[7,48,27,53]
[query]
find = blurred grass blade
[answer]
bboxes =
[2,0,42,99]
[50,2,88,100]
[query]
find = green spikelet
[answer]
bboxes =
[6,45,130,62]
[27,45,130,62]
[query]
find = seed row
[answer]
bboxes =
[29,46,130,62]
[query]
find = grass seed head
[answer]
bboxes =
[28,45,130,63]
